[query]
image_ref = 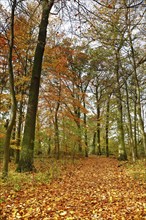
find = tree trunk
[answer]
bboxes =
[96,87,101,155]
[117,102,127,161]
[115,51,127,161]
[35,113,42,155]
[130,42,146,156]
[126,7,146,156]
[47,137,51,155]
[137,92,146,155]
[54,104,60,160]
[130,40,146,156]
[105,95,110,157]
[83,96,88,157]
[74,102,82,152]
[92,132,96,154]
[17,0,54,172]
[2,0,17,178]
[9,120,16,160]
[77,121,82,153]
[124,79,136,162]
[15,95,24,163]
[134,99,138,158]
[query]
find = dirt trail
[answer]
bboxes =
[1,156,146,219]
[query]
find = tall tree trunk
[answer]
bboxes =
[96,86,101,155]
[83,95,88,157]
[97,116,101,155]
[74,100,82,152]
[9,120,16,160]
[54,103,60,160]
[35,113,42,155]
[15,97,23,163]
[92,132,96,154]
[17,0,54,172]
[77,120,82,152]
[129,40,146,156]
[129,34,146,156]
[76,105,82,153]
[54,77,61,159]
[137,91,146,155]
[115,52,127,161]
[126,8,146,156]
[117,101,127,160]
[134,99,138,158]
[105,95,110,157]
[124,79,136,162]
[2,0,17,178]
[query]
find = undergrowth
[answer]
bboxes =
[1,156,146,193]
[0,157,79,191]
[125,159,146,182]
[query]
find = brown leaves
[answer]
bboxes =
[1,157,146,219]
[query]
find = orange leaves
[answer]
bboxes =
[40,41,89,136]
[0,34,7,49]
[0,132,5,139]
[44,44,70,76]
[1,157,146,219]
[108,4,113,8]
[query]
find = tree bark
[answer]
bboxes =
[54,102,60,160]
[134,99,138,158]
[92,132,96,154]
[83,95,88,157]
[128,27,146,156]
[115,51,127,161]
[96,85,101,155]
[124,78,136,161]
[125,7,145,157]
[17,0,54,172]
[105,95,110,157]
[2,0,17,178]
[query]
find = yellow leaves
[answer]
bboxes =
[15,75,30,88]
[0,93,11,104]
[1,157,146,219]
[10,145,21,150]
[69,210,75,215]
[109,195,113,202]
[59,210,67,216]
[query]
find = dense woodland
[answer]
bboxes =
[0,0,146,178]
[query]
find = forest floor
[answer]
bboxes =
[0,156,146,219]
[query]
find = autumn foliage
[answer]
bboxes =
[1,156,146,219]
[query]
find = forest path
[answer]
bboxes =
[1,156,146,219]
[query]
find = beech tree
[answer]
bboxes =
[39,38,90,157]
[125,8,146,156]
[79,0,145,159]
[2,0,17,178]
[17,0,55,172]
[13,12,37,163]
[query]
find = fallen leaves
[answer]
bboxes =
[1,156,146,219]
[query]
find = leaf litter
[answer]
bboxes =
[0,156,146,219]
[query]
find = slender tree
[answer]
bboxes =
[105,94,111,157]
[2,0,17,178]
[127,25,146,156]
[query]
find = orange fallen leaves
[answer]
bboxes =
[1,157,146,219]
